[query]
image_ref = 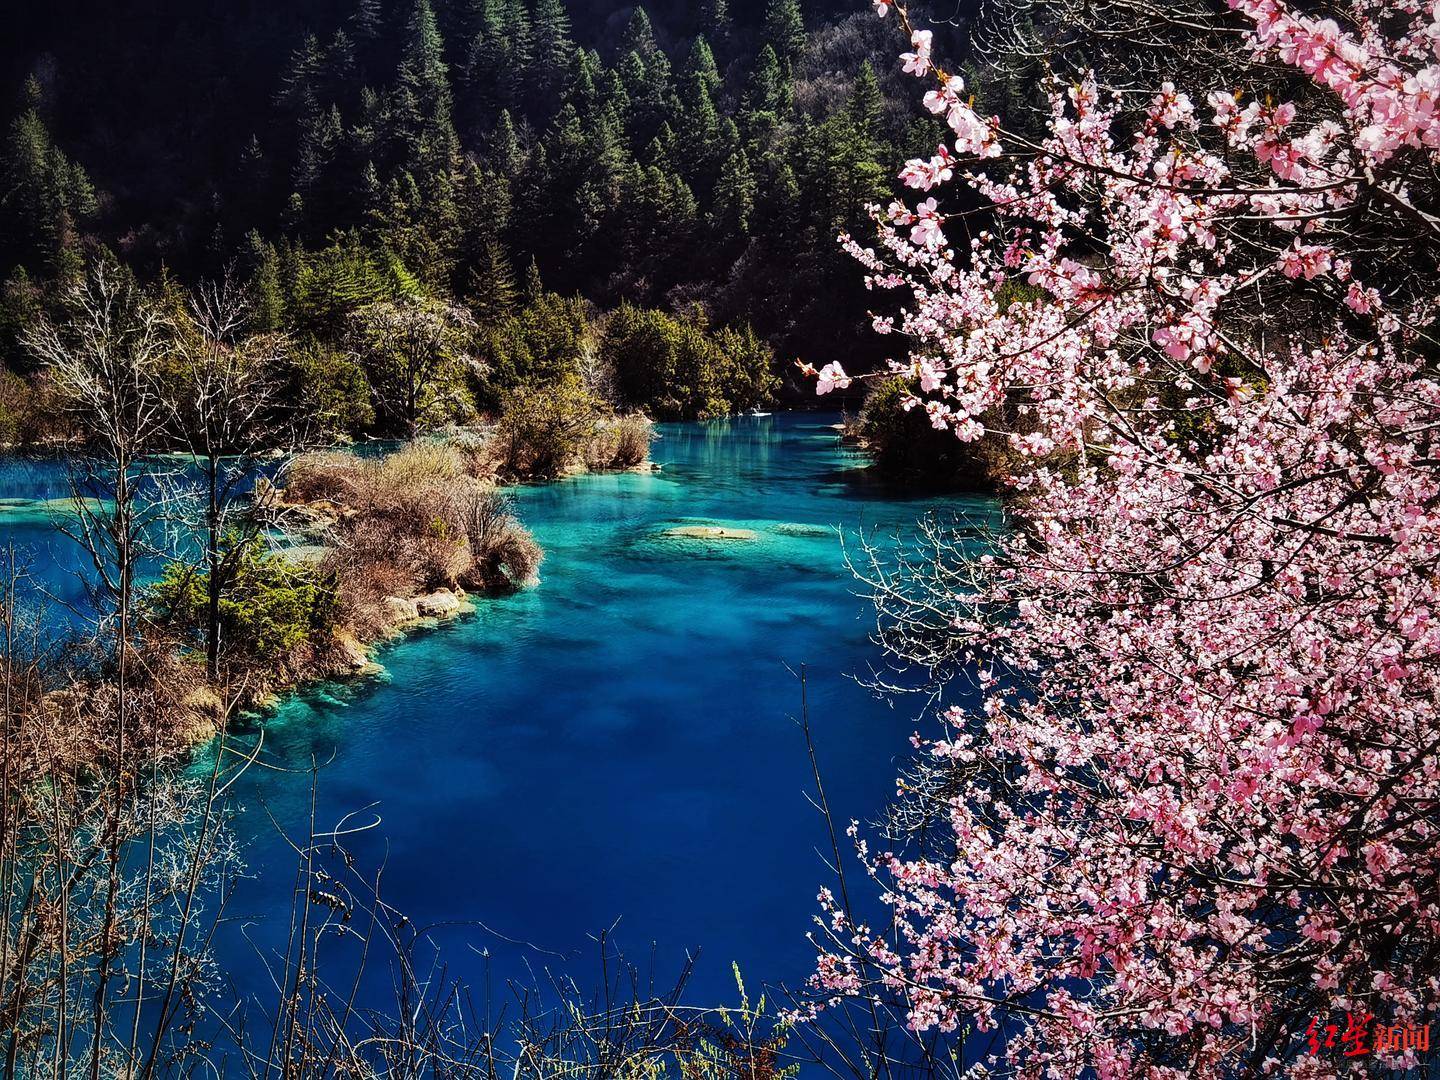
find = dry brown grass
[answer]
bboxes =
[285,443,470,507]
[585,414,653,470]
[283,441,546,637]
[458,491,543,589]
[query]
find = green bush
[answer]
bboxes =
[601,305,777,420]
[858,376,1006,490]
[474,292,592,408]
[492,375,607,479]
[0,369,60,445]
[290,235,419,338]
[281,340,376,439]
[150,541,337,663]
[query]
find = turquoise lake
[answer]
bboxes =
[0,414,995,1025]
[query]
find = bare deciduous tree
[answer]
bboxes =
[348,296,477,436]
[167,272,298,681]
[24,259,171,1080]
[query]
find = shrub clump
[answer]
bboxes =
[601,305,777,420]
[279,441,543,639]
[479,376,653,480]
[853,376,1017,491]
[149,541,338,671]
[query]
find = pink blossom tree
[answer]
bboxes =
[802,0,1440,1074]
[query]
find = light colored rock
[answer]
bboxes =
[664,525,758,541]
[415,588,464,617]
[334,632,372,671]
[382,595,421,624]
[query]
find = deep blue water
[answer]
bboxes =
[0,416,996,1037]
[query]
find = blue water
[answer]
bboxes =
[0,416,996,1031]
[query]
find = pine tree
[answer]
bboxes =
[468,237,518,324]
[241,231,287,331]
[458,19,502,120]
[763,0,806,65]
[849,60,882,143]
[0,78,96,274]
[622,7,659,59]
[678,74,721,189]
[490,109,524,177]
[568,48,602,111]
[395,0,459,173]
[710,148,756,239]
[324,28,359,106]
[523,255,544,302]
[456,157,512,261]
[501,0,535,92]
[0,266,42,373]
[398,0,452,115]
[293,103,341,197]
[532,0,575,98]
[645,124,677,171]
[486,0,538,108]
[449,0,493,46]
[237,134,269,216]
[277,34,325,120]
[284,191,307,233]
[744,45,789,118]
[351,0,384,42]
[683,37,721,97]
[619,30,676,147]
[700,0,731,39]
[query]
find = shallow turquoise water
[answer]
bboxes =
[0,416,997,1025]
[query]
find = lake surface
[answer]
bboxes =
[0,414,995,1032]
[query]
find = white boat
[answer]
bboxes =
[747,407,772,417]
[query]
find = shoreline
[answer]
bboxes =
[189,452,664,742]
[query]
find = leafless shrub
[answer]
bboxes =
[282,450,369,506]
[459,489,542,590]
[585,413,654,470]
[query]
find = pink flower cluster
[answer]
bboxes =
[804,1,1440,1075]
[1232,0,1440,162]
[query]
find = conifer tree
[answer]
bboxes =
[532,0,575,98]
[0,77,97,275]
[568,48,602,111]
[395,0,459,173]
[239,134,267,184]
[618,27,676,147]
[683,37,721,97]
[292,103,341,198]
[744,45,789,118]
[277,34,325,120]
[490,109,524,177]
[622,7,659,60]
[523,255,544,303]
[350,0,384,43]
[678,75,721,189]
[710,148,755,239]
[601,67,631,118]
[644,125,677,171]
[699,0,731,39]
[763,0,806,66]
[241,231,287,331]
[849,60,882,141]
[323,28,359,106]
[458,17,502,120]
[468,237,518,324]
[0,266,42,373]
[501,0,535,84]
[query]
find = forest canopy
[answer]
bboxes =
[0,0,961,430]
